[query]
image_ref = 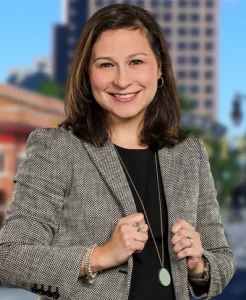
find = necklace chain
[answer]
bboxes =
[114,147,164,268]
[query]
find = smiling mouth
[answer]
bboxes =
[109,92,139,99]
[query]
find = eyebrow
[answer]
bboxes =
[93,52,148,63]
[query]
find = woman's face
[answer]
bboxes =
[89,28,162,125]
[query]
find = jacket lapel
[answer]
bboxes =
[158,145,188,300]
[158,145,186,227]
[81,140,137,217]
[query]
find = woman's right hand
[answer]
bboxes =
[98,213,149,269]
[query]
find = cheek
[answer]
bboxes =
[89,70,111,91]
[89,71,102,90]
[139,65,159,86]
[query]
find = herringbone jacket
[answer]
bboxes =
[0,127,235,300]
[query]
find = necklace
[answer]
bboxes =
[114,146,171,287]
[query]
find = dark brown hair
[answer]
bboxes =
[60,4,188,149]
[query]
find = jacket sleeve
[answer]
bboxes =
[188,139,236,299]
[0,128,87,299]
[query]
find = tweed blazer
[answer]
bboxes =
[0,127,235,300]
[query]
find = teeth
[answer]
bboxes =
[113,93,136,99]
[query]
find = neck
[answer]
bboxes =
[109,117,147,149]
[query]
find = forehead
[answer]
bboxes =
[91,28,153,56]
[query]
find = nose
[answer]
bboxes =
[113,68,132,89]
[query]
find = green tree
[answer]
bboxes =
[179,94,241,206]
[37,79,65,101]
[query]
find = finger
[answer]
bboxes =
[176,246,199,259]
[137,223,148,233]
[133,231,149,243]
[171,219,195,235]
[171,229,193,246]
[119,213,145,226]
[131,213,145,223]
[172,236,195,254]
[133,240,146,253]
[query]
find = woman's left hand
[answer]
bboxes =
[171,219,204,278]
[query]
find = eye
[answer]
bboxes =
[130,60,143,65]
[100,62,114,68]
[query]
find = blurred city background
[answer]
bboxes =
[0,0,245,299]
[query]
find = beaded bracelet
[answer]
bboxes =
[84,244,98,284]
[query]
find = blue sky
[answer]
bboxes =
[0,0,246,136]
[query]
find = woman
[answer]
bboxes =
[0,4,235,300]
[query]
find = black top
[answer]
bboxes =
[115,145,176,300]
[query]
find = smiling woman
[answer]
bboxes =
[88,28,161,131]
[62,4,187,150]
[0,3,235,300]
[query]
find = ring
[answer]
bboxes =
[133,222,142,232]
[187,236,194,248]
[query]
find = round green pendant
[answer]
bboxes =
[158,268,171,286]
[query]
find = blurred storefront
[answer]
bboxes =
[0,84,65,210]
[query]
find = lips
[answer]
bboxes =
[109,91,139,102]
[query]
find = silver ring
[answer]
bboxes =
[187,236,194,248]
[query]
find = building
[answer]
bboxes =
[53,0,88,86]
[53,0,218,120]
[7,57,52,91]
[0,84,65,206]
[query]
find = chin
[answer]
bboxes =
[112,110,146,121]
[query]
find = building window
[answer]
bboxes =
[190,56,200,64]
[206,0,214,8]
[178,85,186,93]
[205,42,214,50]
[190,70,199,79]
[205,71,214,79]
[96,0,104,6]
[151,0,160,7]
[205,56,214,64]
[136,0,144,6]
[191,14,200,22]
[69,24,76,31]
[167,41,172,49]
[68,37,76,45]
[190,42,200,50]
[153,12,160,20]
[177,70,187,79]
[163,13,172,21]
[178,28,187,36]
[177,56,187,64]
[190,85,199,93]
[191,0,200,7]
[178,42,187,50]
[205,14,214,22]
[190,99,199,108]
[205,28,214,36]
[205,85,213,93]
[205,99,213,108]
[163,27,172,36]
[179,0,187,7]
[190,28,200,36]
[0,153,5,173]
[178,13,187,22]
[163,0,172,8]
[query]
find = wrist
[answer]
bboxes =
[91,244,113,273]
[188,258,205,279]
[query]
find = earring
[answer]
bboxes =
[158,76,164,88]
